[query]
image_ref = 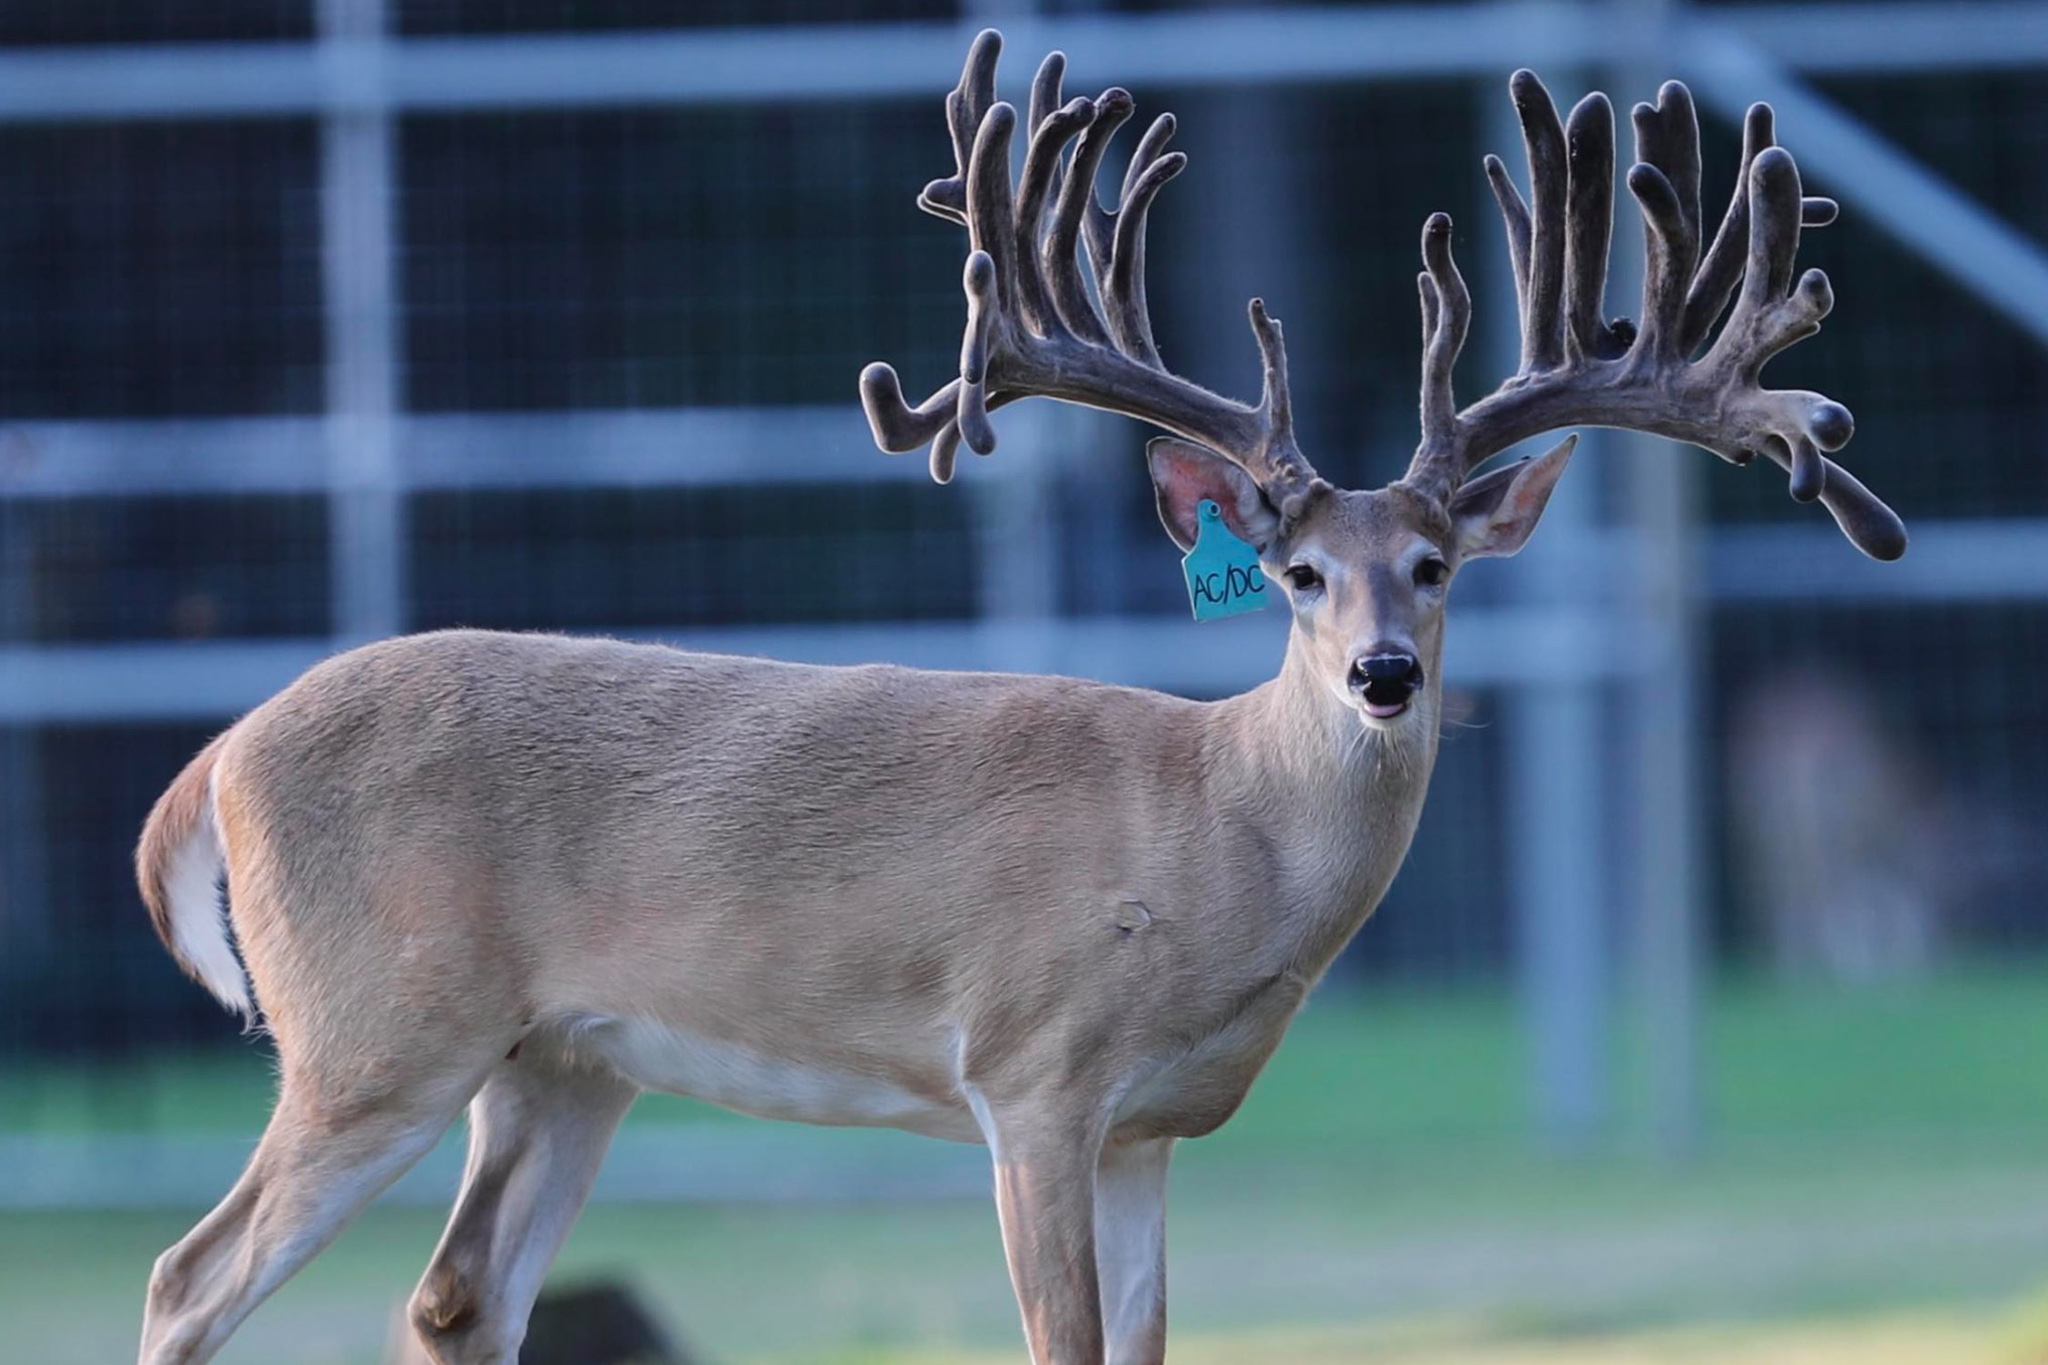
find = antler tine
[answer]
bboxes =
[1244,297,1318,514]
[1482,153,1531,311]
[1089,114,1183,369]
[862,29,1321,503]
[1679,103,1841,356]
[1805,454,1906,560]
[1626,81,1704,360]
[964,102,1020,317]
[1680,101,1769,357]
[1401,69,1905,561]
[1028,50,1066,151]
[1251,299,1294,440]
[863,31,996,483]
[1015,93,1098,338]
[1511,71,1569,373]
[1043,88,1134,346]
[1702,145,1852,508]
[1563,92,1620,362]
[1412,213,1470,502]
[958,249,1001,455]
[916,29,999,225]
[859,359,960,470]
[1484,78,1631,374]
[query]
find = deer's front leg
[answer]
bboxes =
[980,1104,1107,1365]
[1095,1137,1173,1365]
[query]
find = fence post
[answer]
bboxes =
[319,0,404,644]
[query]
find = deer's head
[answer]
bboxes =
[1145,435,1571,728]
[861,33,1906,735]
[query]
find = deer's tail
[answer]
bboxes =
[136,732,251,1019]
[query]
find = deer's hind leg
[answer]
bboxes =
[138,1061,485,1365]
[407,1040,639,1365]
[139,816,523,1365]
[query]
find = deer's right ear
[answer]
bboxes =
[1147,438,1281,554]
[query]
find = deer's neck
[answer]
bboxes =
[1209,639,1441,977]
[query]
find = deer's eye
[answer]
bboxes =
[1285,564,1323,593]
[1414,557,1450,588]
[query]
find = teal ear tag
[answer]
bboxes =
[1181,499,1271,622]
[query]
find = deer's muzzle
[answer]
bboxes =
[1349,652,1423,718]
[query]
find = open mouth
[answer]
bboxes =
[1359,676,1415,720]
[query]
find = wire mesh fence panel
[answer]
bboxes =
[408,482,980,631]
[4,495,329,643]
[401,100,966,411]
[0,119,322,420]
[3,723,227,1056]
[0,6,2041,1166]
[0,1,311,47]
[395,0,957,36]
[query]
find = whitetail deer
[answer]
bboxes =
[133,31,1902,1365]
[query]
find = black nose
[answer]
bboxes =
[1348,652,1423,706]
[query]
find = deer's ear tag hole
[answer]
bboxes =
[1182,500,1270,622]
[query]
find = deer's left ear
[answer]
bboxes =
[1449,435,1577,560]
[1147,438,1282,553]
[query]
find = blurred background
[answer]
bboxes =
[3,1,2047,1362]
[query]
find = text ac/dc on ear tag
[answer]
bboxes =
[1181,499,1271,622]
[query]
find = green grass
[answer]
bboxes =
[7,961,2048,1364]
[10,962,2048,1142]
[12,961,2048,1144]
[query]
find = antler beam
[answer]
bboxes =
[859,29,1319,510]
[1406,71,1905,561]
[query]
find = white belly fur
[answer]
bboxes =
[564,1014,983,1143]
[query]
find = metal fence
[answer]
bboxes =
[2,0,2046,1190]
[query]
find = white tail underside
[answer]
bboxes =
[162,786,251,1019]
